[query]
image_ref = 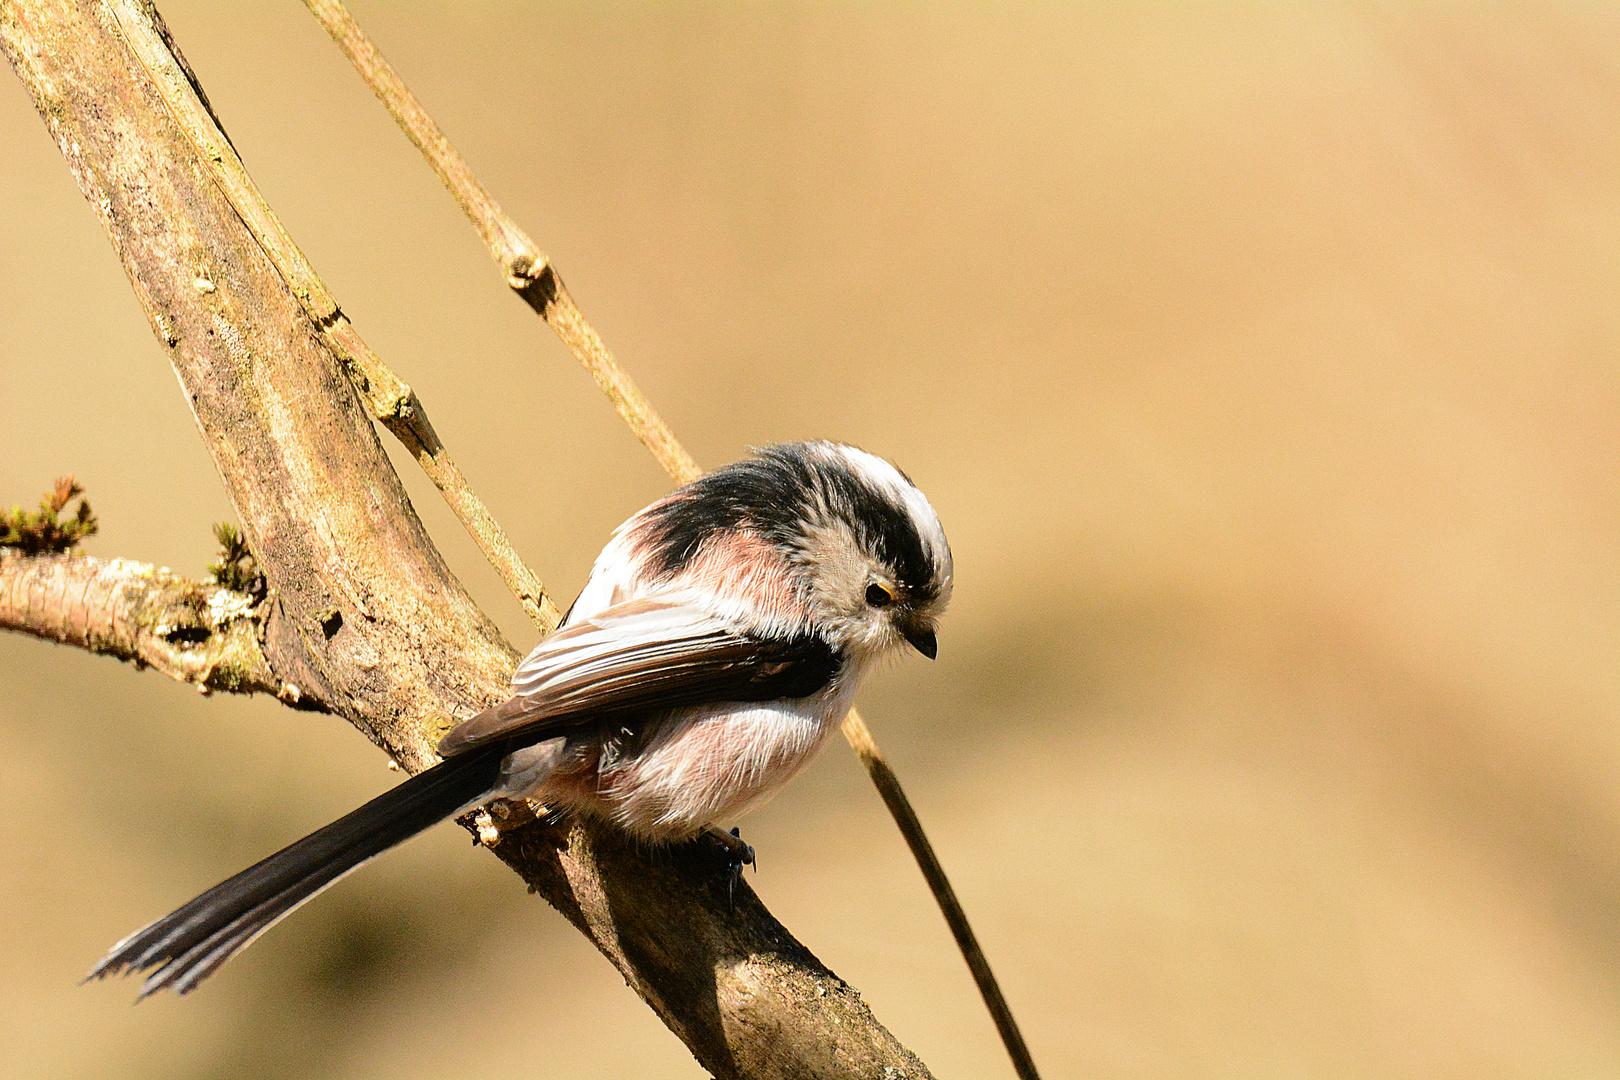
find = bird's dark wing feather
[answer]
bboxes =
[437,598,841,757]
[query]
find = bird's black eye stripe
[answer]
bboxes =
[811,456,936,604]
[866,583,894,607]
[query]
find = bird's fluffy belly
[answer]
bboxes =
[572,700,840,839]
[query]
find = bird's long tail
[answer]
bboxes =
[88,741,511,999]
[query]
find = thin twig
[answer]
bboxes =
[300,0,701,483]
[299,3,1039,1075]
[108,0,561,633]
[841,713,1042,1080]
[0,551,295,703]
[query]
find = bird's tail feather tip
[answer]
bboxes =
[83,742,509,997]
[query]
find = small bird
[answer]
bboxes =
[90,441,952,997]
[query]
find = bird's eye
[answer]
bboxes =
[865,583,895,608]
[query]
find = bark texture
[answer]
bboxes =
[0,2,932,1076]
[0,551,288,700]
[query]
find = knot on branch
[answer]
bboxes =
[380,388,419,425]
[510,260,559,311]
[503,249,550,287]
[1,476,98,554]
[140,576,255,647]
[126,563,272,696]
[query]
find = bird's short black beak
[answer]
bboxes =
[903,624,938,660]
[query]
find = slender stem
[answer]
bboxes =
[301,0,701,482]
[300,2,1038,1075]
[108,0,561,633]
[300,0,540,281]
[537,271,703,483]
[841,711,1043,1080]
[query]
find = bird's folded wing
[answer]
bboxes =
[437,597,841,757]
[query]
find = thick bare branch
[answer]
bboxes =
[1,2,932,1075]
[5,0,514,766]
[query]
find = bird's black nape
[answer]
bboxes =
[634,441,943,605]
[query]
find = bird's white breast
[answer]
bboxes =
[510,503,861,838]
[571,674,857,839]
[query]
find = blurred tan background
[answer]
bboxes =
[3,2,1618,1077]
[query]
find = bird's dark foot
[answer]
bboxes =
[698,826,755,909]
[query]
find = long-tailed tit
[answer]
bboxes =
[90,441,952,997]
